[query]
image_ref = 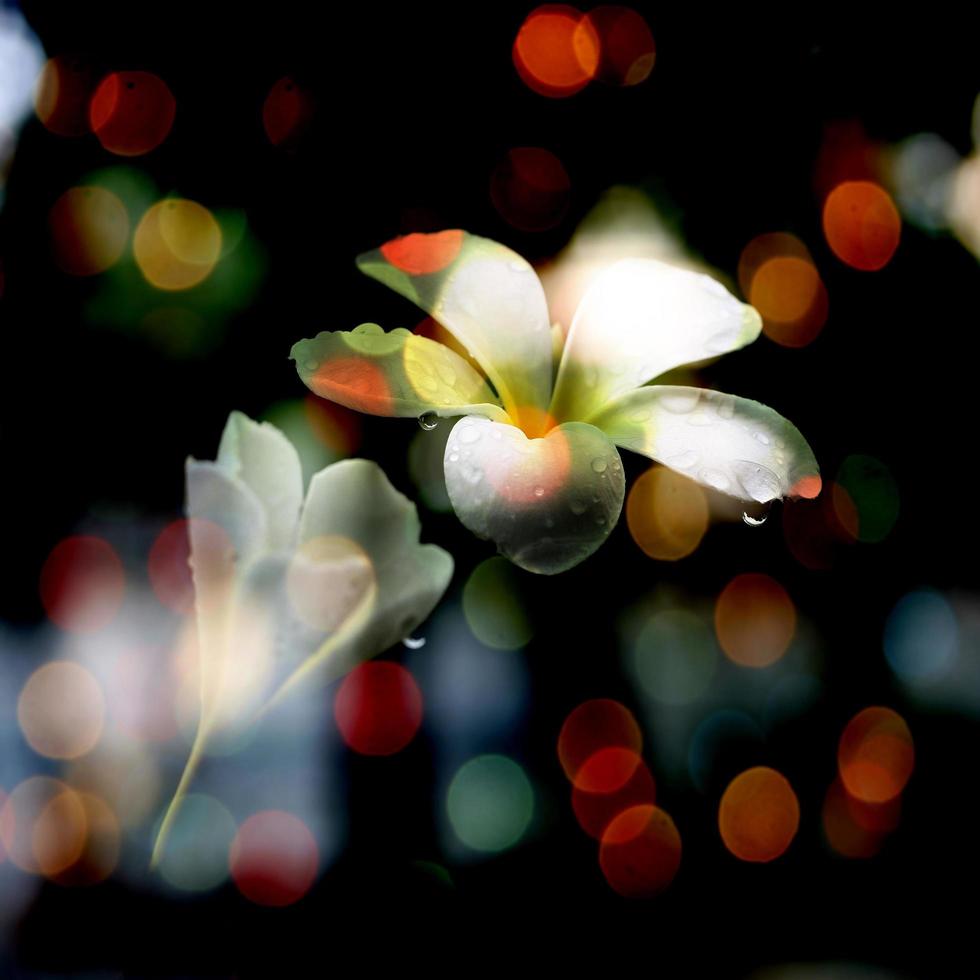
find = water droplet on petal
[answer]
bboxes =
[418,412,439,431]
[570,499,587,516]
[591,458,608,474]
[403,635,426,649]
[664,449,699,470]
[660,390,701,414]
[742,509,770,526]
[459,426,482,445]
[303,359,319,371]
[753,430,771,446]
[534,486,545,497]
[449,452,459,463]
[699,467,730,491]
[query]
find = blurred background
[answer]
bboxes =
[1,1,978,974]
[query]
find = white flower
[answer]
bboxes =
[291,231,820,575]
[152,410,451,863]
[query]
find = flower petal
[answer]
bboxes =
[591,386,821,502]
[550,259,762,422]
[443,416,625,574]
[216,410,303,552]
[291,323,507,423]
[264,458,453,703]
[357,232,553,419]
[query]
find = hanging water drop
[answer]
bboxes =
[742,507,770,527]
[418,412,439,431]
[402,635,426,649]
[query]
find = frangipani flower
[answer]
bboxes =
[152,411,451,863]
[291,231,820,574]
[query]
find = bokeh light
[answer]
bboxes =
[286,535,373,632]
[490,146,571,232]
[558,698,642,791]
[134,198,222,291]
[718,766,799,863]
[0,777,80,874]
[18,660,105,759]
[262,75,315,149]
[822,778,894,859]
[462,557,533,649]
[838,707,914,804]
[89,71,175,156]
[34,55,101,137]
[835,454,899,544]
[39,535,125,633]
[782,488,858,570]
[380,229,463,275]
[512,5,599,99]
[631,607,717,705]
[888,132,959,232]
[447,755,534,853]
[156,793,237,892]
[626,465,709,561]
[715,573,796,668]
[585,6,655,86]
[823,181,901,271]
[230,810,319,907]
[334,661,423,756]
[572,753,656,839]
[49,186,129,276]
[147,518,196,614]
[52,792,120,886]
[599,804,681,898]
[739,233,828,348]
[884,589,957,683]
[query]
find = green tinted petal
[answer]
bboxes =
[216,410,303,552]
[592,385,821,502]
[357,232,553,419]
[443,416,625,574]
[291,323,507,423]
[550,259,761,422]
[264,458,454,704]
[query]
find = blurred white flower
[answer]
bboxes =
[152,411,452,862]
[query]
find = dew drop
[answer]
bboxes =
[418,412,439,431]
[303,359,319,371]
[742,509,770,527]
[591,458,608,474]
[753,430,771,446]
[403,635,426,649]
[448,453,459,463]
[459,426,482,445]
[570,499,587,516]
[534,486,545,497]
[664,449,699,470]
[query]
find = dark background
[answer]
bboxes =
[1,2,978,974]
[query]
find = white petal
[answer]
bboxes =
[215,411,303,552]
[291,323,506,423]
[357,231,554,419]
[550,259,762,422]
[443,416,625,574]
[275,458,454,689]
[591,385,821,502]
